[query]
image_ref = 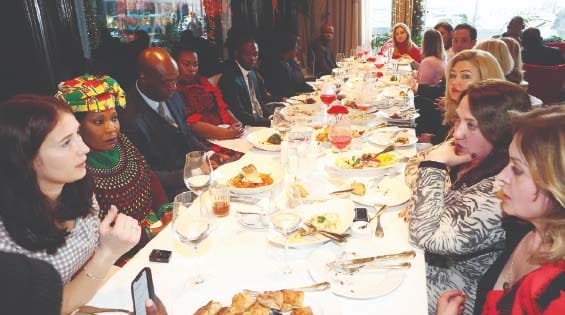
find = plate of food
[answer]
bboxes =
[327,151,405,176]
[307,240,409,299]
[368,128,417,147]
[281,104,324,121]
[396,57,413,65]
[215,162,282,195]
[289,94,318,105]
[247,128,282,151]
[386,111,420,122]
[269,199,355,248]
[315,125,367,143]
[348,176,412,207]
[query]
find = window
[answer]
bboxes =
[424,0,564,40]
[362,0,393,49]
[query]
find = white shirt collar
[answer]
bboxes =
[235,60,250,78]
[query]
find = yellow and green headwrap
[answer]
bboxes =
[55,74,126,112]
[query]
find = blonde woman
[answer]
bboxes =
[475,39,514,78]
[417,29,446,86]
[438,106,565,315]
[379,22,422,63]
[499,37,523,84]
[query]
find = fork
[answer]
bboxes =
[374,204,385,238]
[304,223,350,242]
[336,262,411,274]
[244,281,330,299]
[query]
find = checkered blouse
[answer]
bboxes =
[0,199,100,284]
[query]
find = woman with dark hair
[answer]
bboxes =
[439,106,565,315]
[408,80,532,314]
[0,94,140,314]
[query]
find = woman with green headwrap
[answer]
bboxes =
[55,74,171,264]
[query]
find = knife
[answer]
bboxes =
[231,195,261,205]
[333,250,416,266]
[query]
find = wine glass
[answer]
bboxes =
[375,53,385,70]
[336,52,345,67]
[329,117,352,153]
[172,191,211,284]
[184,151,212,213]
[320,83,337,107]
[270,212,302,274]
[271,107,291,140]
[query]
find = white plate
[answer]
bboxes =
[325,150,405,177]
[397,57,413,65]
[386,112,420,122]
[246,128,281,152]
[349,176,412,206]
[214,160,283,195]
[368,128,418,147]
[308,240,407,299]
[281,103,324,121]
[268,199,355,248]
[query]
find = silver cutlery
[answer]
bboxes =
[336,262,411,274]
[332,250,416,267]
[375,212,385,238]
[244,281,330,299]
[329,188,354,195]
[75,306,133,315]
[302,223,350,242]
[359,205,387,230]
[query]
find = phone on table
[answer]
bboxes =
[131,267,156,315]
[149,249,172,263]
[354,207,369,222]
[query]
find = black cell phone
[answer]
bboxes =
[149,249,172,263]
[354,207,369,222]
[131,267,156,315]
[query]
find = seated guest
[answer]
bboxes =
[175,47,244,140]
[219,34,282,127]
[475,39,515,78]
[179,29,221,77]
[379,22,422,63]
[409,80,532,315]
[435,21,453,51]
[522,27,565,66]
[307,23,337,77]
[0,95,140,314]
[438,106,565,315]
[55,74,172,264]
[499,37,524,84]
[447,23,478,60]
[261,32,314,98]
[417,29,446,86]
[120,47,222,199]
[495,16,525,45]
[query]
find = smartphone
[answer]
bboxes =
[131,267,156,315]
[354,207,369,222]
[149,249,172,263]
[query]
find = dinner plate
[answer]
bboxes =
[246,128,281,151]
[268,198,355,248]
[386,111,420,122]
[214,160,283,195]
[325,150,405,177]
[307,240,407,299]
[368,128,417,147]
[349,176,412,207]
[396,57,413,65]
[281,103,324,121]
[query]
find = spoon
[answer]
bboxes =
[359,204,387,230]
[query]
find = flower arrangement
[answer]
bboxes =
[327,105,349,115]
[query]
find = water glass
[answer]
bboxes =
[209,181,230,217]
[270,212,302,274]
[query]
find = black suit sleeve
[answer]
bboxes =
[218,72,270,127]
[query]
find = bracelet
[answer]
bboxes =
[83,266,106,280]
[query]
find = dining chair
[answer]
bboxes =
[523,63,565,105]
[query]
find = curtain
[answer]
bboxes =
[298,0,362,69]
[392,0,414,28]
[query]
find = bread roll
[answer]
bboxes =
[194,300,222,315]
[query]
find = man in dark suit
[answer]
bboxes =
[120,47,215,199]
[219,35,281,127]
[522,27,564,66]
[308,24,337,77]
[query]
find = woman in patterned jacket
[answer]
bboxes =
[0,94,140,313]
[408,80,531,314]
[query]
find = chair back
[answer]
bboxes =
[546,42,565,58]
[522,63,565,104]
[208,73,223,87]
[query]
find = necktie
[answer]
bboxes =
[158,102,178,128]
[247,73,264,118]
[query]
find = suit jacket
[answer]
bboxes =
[308,37,336,77]
[121,88,206,200]
[218,59,279,127]
[261,58,314,98]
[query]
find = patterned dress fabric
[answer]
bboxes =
[409,162,505,315]
[87,133,154,224]
[178,76,235,127]
[0,199,100,284]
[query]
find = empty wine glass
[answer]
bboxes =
[336,52,345,67]
[270,212,302,274]
[184,151,212,216]
[271,107,291,140]
[173,191,211,284]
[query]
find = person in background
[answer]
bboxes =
[174,46,246,151]
[435,21,453,51]
[496,16,525,45]
[475,39,515,78]
[308,23,337,77]
[438,106,565,315]
[447,23,478,60]
[499,37,524,84]
[261,32,314,98]
[522,27,565,66]
[0,94,140,314]
[417,29,446,86]
[55,74,172,265]
[179,28,221,77]
[219,34,282,127]
[379,22,422,63]
[120,47,224,200]
[409,80,532,315]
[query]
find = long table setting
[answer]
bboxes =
[88,57,429,315]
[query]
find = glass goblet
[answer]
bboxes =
[270,212,302,274]
[184,151,212,218]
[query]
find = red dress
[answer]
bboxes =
[482,260,565,315]
[177,76,236,126]
[379,39,422,63]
